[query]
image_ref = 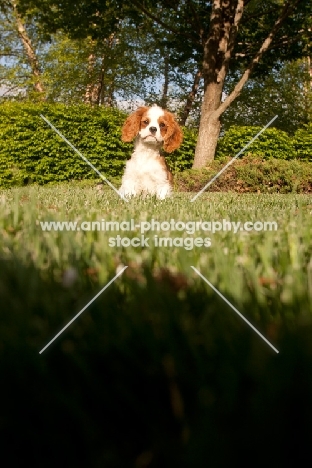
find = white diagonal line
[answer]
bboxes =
[40,114,128,202]
[39,266,128,354]
[191,266,279,353]
[191,115,278,202]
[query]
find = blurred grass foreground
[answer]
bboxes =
[1,184,312,467]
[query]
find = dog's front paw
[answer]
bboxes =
[119,185,137,198]
[156,186,171,200]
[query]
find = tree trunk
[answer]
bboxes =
[11,1,45,96]
[84,44,97,104]
[88,33,117,106]
[95,55,106,105]
[303,56,312,120]
[179,69,202,126]
[192,81,223,168]
[307,56,312,89]
[160,52,169,108]
[106,77,115,107]
[85,53,105,105]
[192,0,245,168]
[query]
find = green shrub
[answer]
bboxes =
[292,123,312,161]
[176,154,312,194]
[0,102,131,188]
[216,126,296,160]
[166,126,197,172]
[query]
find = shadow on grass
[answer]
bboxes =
[1,257,312,467]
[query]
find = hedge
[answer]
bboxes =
[0,102,129,187]
[216,124,312,161]
[0,102,311,188]
[292,123,312,161]
[0,102,197,187]
[216,126,296,160]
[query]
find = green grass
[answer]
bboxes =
[1,182,312,466]
[1,182,311,314]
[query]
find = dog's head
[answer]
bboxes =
[121,104,183,153]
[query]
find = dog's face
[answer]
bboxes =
[139,105,167,144]
[121,105,183,153]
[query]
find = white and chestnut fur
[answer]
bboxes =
[119,104,183,199]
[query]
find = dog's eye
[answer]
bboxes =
[142,120,149,125]
[159,123,166,128]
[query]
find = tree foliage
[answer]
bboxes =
[20,1,311,75]
[223,59,312,134]
[0,0,45,97]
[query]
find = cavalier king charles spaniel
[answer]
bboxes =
[119,104,183,199]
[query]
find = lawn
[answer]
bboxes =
[1,182,312,466]
[1,182,311,315]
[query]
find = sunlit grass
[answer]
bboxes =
[1,182,311,324]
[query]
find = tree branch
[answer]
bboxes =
[130,0,196,41]
[234,30,306,59]
[217,0,245,84]
[243,6,280,22]
[179,68,202,125]
[0,84,23,96]
[186,0,204,39]
[214,0,302,118]
[0,52,19,56]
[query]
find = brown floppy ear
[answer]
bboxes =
[163,115,183,153]
[121,107,148,142]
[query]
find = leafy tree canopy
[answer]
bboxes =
[17,0,312,75]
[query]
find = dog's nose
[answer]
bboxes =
[149,126,157,134]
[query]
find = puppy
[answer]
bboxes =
[119,104,183,199]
